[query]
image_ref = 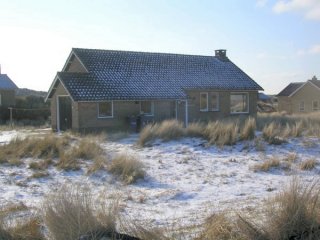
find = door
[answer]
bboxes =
[58,96,72,131]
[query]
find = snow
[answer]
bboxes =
[0,129,319,229]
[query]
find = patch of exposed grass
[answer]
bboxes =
[30,171,50,179]
[137,123,160,147]
[72,139,103,160]
[300,158,317,171]
[283,152,298,163]
[28,159,52,170]
[56,152,80,171]
[197,212,242,240]
[86,156,108,175]
[109,153,145,184]
[253,156,281,172]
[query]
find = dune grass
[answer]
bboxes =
[109,153,146,184]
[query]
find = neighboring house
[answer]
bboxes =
[258,92,271,103]
[277,76,320,113]
[0,73,18,107]
[46,48,263,132]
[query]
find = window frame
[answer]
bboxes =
[299,101,305,112]
[312,100,319,111]
[210,92,219,111]
[97,101,113,118]
[140,101,154,116]
[230,92,249,114]
[200,92,208,112]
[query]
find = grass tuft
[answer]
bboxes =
[109,153,145,184]
[300,158,317,171]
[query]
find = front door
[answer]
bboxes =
[58,96,72,131]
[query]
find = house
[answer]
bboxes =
[277,76,320,113]
[0,71,18,107]
[46,48,263,132]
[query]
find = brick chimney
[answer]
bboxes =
[215,49,228,61]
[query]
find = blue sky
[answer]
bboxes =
[0,0,319,94]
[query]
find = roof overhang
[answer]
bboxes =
[289,80,320,97]
[45,74,74,102]
[62,49,89,73]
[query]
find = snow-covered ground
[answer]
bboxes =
[0,129,319,228]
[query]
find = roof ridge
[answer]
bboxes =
[72,47,217,58]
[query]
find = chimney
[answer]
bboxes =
[215,49,228,61]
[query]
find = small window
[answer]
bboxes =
[140,101,154,115]
[98,101,113,118]
[230,93,249,113]
[200,92,208,111]
[210,92,219,111]
[299,101,305,112]
[312,101,318,111]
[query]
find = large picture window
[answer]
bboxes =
[140,101,154,115]
[210,92,219,111]
[200,92,208,111]
[230,93,249,113]
[98,101,113,118]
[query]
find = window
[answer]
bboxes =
[313,101,319,111]
[140,101,154,115]
[98,101,113,118]
[210,92,219,111]
[200,92,208,111]
[299,101,305,112]
[230,93,249,113]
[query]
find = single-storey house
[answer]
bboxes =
[46,48,263,132]
[277,76,320,113]
[0,72,18,107]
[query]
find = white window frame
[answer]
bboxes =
[210,92,219,111]
[140,101,154,116]
[200,92,208,112]
[299,101,305,112]
[312,100,319,111]
[97,101,113,118]
[230,92,249,114]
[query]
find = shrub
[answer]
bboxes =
[109,154,145,184]
[300,158,317,171]
[155,120,185,141]
[240,117,256,140]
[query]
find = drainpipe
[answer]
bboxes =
[175,100,178,120]
[56,96,60,132]
[185,99,188,127]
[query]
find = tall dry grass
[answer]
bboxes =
[204,121,239,146]
[109,153,145,184]
[42,185,115,240]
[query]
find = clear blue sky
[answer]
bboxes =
[0,0,319,94]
